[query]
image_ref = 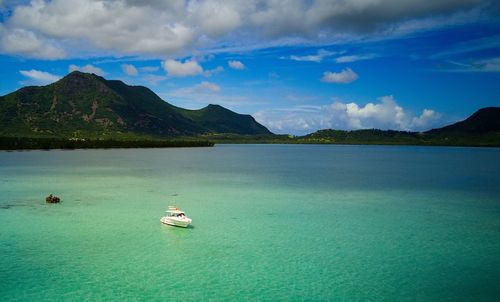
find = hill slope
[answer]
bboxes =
[174,104,271,135]
[427,107,500,134]
[0,71,271,137]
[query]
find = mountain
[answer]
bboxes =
[0,71,271,138]
[427,107,500,134]
[174,104,270,135]
[1,72,496,147]
[299,107,500,146]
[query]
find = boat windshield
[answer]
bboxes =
[166,210,185,217]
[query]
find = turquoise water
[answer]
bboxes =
[1,145,500,301]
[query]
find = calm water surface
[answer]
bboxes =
[1,145,499,301]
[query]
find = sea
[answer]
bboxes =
[1,144,499,301]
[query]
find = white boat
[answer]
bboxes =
[160,206,192,228]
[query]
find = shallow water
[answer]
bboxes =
[1,145,499,301]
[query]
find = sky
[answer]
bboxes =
[0,0,499,135]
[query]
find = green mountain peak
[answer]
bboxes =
[0,72,271,138]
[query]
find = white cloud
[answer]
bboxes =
[330,96,409,130]
[286,49,337,62]
[19,69,61,85]
[68,64,106,76]
[0,27,66,59]
[187,1,242,38]
[0,0,488,58]
[335,54,377,63]
[254,96,443,134]
[203,65,224,77]
[5,0,196,57]
[162,59,203,77]
[321,68,358,84]
[228,60,245,70]
[410,109,441,129]
[121,64,138,76]
[197,81,221,93]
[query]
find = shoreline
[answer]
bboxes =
[0,137,214,150]
[2,141,499,151]
[1,134,499,150]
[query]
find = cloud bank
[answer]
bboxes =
[254,96,442,134]
[0,0,492,59]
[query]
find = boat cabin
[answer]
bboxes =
[165,207,186,218]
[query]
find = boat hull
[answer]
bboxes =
[160,216,191,228]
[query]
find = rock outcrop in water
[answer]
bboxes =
[45,194,61,203]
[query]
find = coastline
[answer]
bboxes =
[1,132,499,150]
[200,133,500,148]
[0,137,214,150]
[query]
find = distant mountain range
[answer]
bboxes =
[0,71,498,147]
[0,71,270,138]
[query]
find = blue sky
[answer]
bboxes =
[1,0,499,134]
